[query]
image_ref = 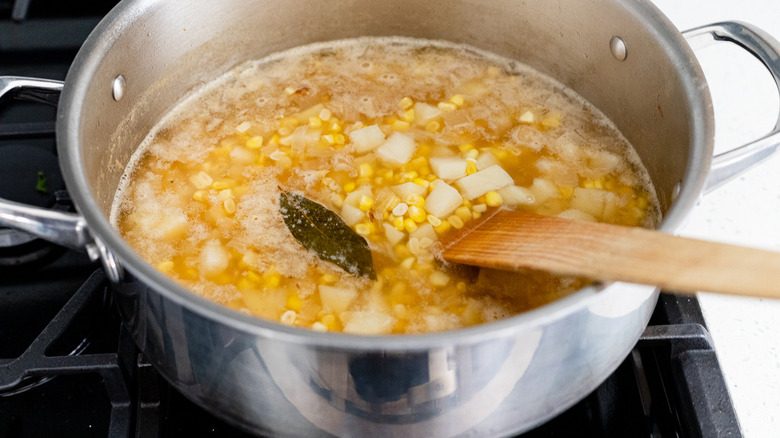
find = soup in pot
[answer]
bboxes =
[111,38,660,335]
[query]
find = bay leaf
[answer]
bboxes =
[280,191,376,280]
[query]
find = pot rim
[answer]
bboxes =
[56,0,714,351]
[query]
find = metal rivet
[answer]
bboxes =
[112,75,126,101]
[672,181,682,201]
[610,36,627,61]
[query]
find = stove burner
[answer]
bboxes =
[0,143,70,266]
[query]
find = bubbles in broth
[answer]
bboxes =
[112,37,660,335]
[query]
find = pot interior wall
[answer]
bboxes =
[72,0,704,223]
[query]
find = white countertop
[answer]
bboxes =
[649,1,780,436]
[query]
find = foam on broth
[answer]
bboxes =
[111,37,660,334]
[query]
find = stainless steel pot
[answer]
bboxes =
[2,1,780,436]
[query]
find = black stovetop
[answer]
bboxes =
[0,1,741,436]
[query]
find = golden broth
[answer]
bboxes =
[112,38,659,335]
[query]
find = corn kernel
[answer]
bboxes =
[218,189,234,201]
[212,180,232,190]
[359,163,374,178]
[472,211,482,220]
[406,191,424,204]
[246,135,263,148]
[399,96,414,110]
[455,206,472,222]
[319,108,332,121]
[430,271,450,287]
[450,95,465,107]
[280,310,297,325]
[402,109,415,122]
[412,178,430,189]
[265,273,281,288]
[408,206,427,223]
[156,260,174,273]
[223,198,237,214]
[190,171,213,189]
[458,143,474,153]
[312,322,328,332]
[472,203,487,213]
[392,120,410,131]
[334,134,346,144]
[392,203,409,216]
[309,116,323,128]
[410,156,427,169]
[427,215,442,227]
[287,294,302,311]
[284,86,296,95]
[425,121,441,133]
[329,121,343,133]
[438,102,457,111]
[320,274,338,284]
[357,196,373,212]
[392,216,405,230]
[355,223,372,236]
[541,114,561,128]
[559,186,574,198]
[466,149,480,159]
[321,134,336,145]
[192,190,206,202]
[395,243,412,258]
[400,257,415,270]
[343,182,356,193]
[403,218,418,233]
[321,314,336,327]
[448,215,465,229]
[434,220,452,234]
[486,191,503,207]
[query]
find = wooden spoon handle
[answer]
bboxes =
[441,210,780,299]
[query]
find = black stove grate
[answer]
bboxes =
[0,1,742,436]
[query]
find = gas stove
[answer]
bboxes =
[0,1,741,436]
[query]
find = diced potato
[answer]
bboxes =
[529,178,559,204]
[557,209,597,222]
[350,124,386,153]
[498,185,535,206]
[376,132,416,166]
[157,212,188,239]
[410,223,437,242]
[229,146,257,165]
[199,240,229,276]
[430,156,468,180]
[391,181,427,199]
[571,187,613,219]
[341,311,395,335]
[384,223,406,245]
[341,204,365,226]
[587,149,622,173]
[536,159,578,186]
[413,102,443,126]
[425,181,463,218]
[475,151,500,170]
[344,185,373,207]
[319,285,358,314]
[455,165,514,200]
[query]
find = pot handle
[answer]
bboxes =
[0,76,123,281]
[683,22,780,194]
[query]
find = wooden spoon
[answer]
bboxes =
[440,209,780,299]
